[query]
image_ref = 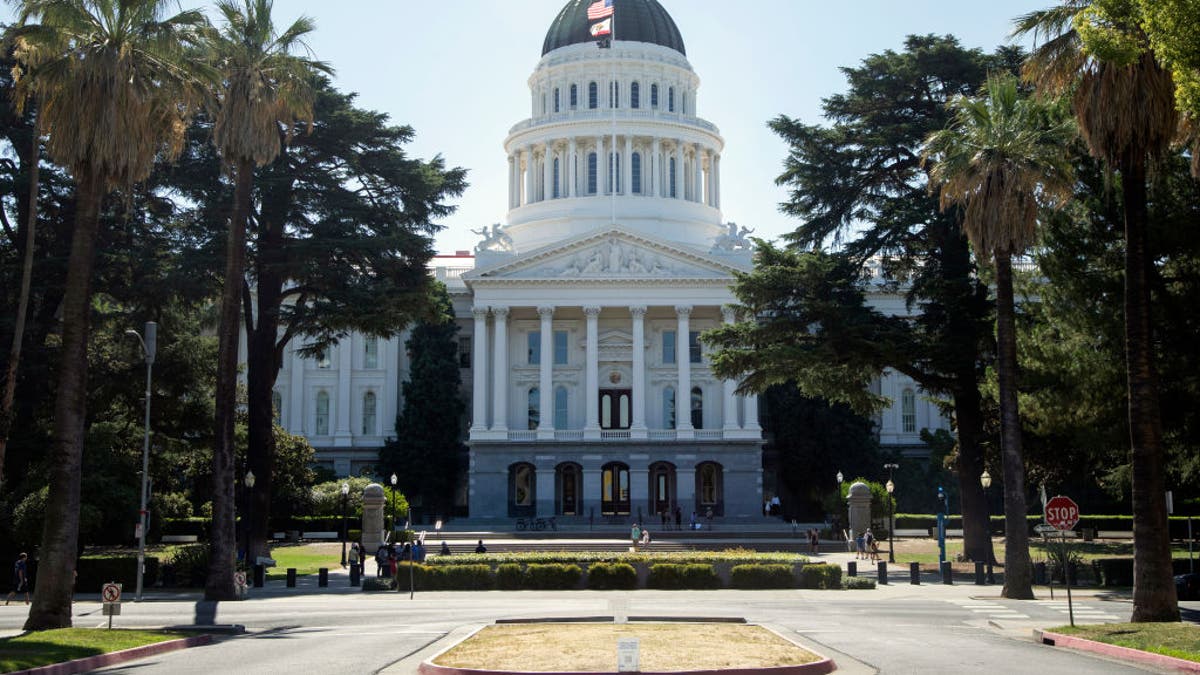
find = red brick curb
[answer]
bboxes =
[1036,629,1200,673]
[417,661,836,675]
[8,634,214,675]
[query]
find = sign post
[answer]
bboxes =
[617,637,640,672]
[101,583,122,629]
[1045,495,1080,627]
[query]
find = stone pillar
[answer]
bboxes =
[714,154,721,209]
[471,307,489,433]
[675,305,693,437]
[848,482,872,542]
[568,138,578,197]
[650,138,660,197]
[630,306,647,438]
[597,136,607,195]
[536,464,555,517]
[508,154,515,208]
[624,135,632,195]
[674,141,684,199]
[584,305,601,438]
[583,467,602,521]
[287,345,304,433]
[492,306,510,432]
[745,391,761,431]
[334,338,353,446]
[693,144,703,204]
[542,143,552,201]
[630,465,649,524]
[524,145,534,206]
[538,306,555,439]
[362,483,386,554]
[676,466,695,516]
[722,308,739,430]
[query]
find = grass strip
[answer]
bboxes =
[1052,623,1200,663]
[0,628,189,672]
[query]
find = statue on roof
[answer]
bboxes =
[711,222,755,253]
[472,223,514,254]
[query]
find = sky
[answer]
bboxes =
[3,0,1053,254]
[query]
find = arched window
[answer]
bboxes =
[651,83,659,108]
[364,336,379,369]
[631,152,642,194]
[669,157,677,198]
[691,386,704,429]
[362,391,377,435]
[697,462,723,508]
[588,81,598,109]
[509,463,535,515]
[315,391,329,436]
[631,81,640,109]
[663,386,676,430]
[528,387,540,430]
[570,83,578,109]
[271,390,282,425]
[554,386,569,429]
[556,462,582,515]
[608,152,621,193]
[902,388,916,433]
[553,157,560,198]
[587,152,598,194]
[668,86,675,112]
[554,87,560,113]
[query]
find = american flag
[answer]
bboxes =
[587,0,614,21]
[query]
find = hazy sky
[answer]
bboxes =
[4,0,1053,254]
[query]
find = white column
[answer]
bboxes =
[568,137,578,198]
[674,140,684,199]
[542,143,552,201]
[491,306,510,432]
[675,305,693,437]
[524,145,534,206]
[714,154,721,209]
[623,135,632,195]
[704,150,713,206]
[288,345,304,433]
[507,154,515,208]
[693,144,703,204]
[744,391,761,432]
[471,307,489,433]
[630,305,647,438]
[334,338,353,446]
[650,138,660,197]
[597,136,606,195]
[722,307,739,430]
[584,305,601,437]
[538,306,555,440]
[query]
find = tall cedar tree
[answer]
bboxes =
[707,36,1023,563]
[380,288,465,519]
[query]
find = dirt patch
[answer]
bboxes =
[433,623,821,672]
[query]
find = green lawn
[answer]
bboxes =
[0,628,188,672]
[1053,623,1200,663]
[891,538,1196,566]
[265,543,343,580]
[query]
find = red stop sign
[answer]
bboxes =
[1045,495,1080,531]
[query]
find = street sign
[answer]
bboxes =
[101,583,122,603]
[102,603,121,616]
[617,638,640,672]
[1045,495,1080,531]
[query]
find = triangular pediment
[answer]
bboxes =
[464,228,745,283]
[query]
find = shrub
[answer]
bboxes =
[843,577,876,590]
[587,562,637,590]
[394,563,440,591]
[362,577,394,591]
[525,563,582,590]
[730,564,794,589]
[648,564,720,590]
[163,545,209,588]
[76,556,159,592]
[153,492,194,520]
[800,563,842,589]
[648,564,685,589]
[438,564,494,590]
[496,563,524,590]
[681,564,721,589]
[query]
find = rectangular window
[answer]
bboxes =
[651,84,659,108]
[632,153,641,194]
[458,337,472,369]
[364,336,379,369]
[554,88,560,113]
[689,331,702,363]
[528,331,541,365]
[553,330,569,365]
[316,347,331,369]
[663,330,676,365]
[571,84,578,108]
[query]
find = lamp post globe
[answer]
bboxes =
[980,469,995,581]
[835,471,845,540]
[243,470,255,565]
[340,482,349,566]
[390,473,398,542]
[885,478,896,563]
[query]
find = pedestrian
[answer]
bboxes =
[690,511,697,530]
[705,507,714,530]
[474,539,487,554]
[770,495,781,516]
[375,544,388,577]
[440,541,452,556]
[864,530,876,561]
[640,527,651,546]
[630,522,642,550]
[808,529,818,554]
[660,510,667,527]
[388,545,398,579]
[674,506,682,531]
[6,553,29,605]
[413,540,426,563]
[347,542,359,572]
[855,531,866,560]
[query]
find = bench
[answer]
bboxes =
[161,534,199,543]
[304,531,339,541]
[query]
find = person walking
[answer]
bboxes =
[347,543,359,574]
[630,523,642,550]
[674,506,682,531]
[6,553,29,605]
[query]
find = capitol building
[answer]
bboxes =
[267,0,949,522]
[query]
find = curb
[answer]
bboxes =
[1035,629,1200,673]
[9,634,214,675]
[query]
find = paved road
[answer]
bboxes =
[4,580,1191,675]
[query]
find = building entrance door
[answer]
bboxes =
[649,462,675,517]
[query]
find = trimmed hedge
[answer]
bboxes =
[587,563,637,590]
[425,550,805,567]
[76,556,160,592]
[843,577,876,590]
[800,563,841,590]
[648,564,721,590]
[525,563,582,590]
[496,563,524,590]
[730,564,795,589]
[362,577,394,591]
[438,564,494,590]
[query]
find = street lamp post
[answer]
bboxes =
[340,482,349,567]
[243,470,256,567]
[390,473,398,543]
[980,469,995,583]
[836,471,845,541]
[884,463,898,564]
[126,322,156,602]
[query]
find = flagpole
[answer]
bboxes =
[610,9,617,227]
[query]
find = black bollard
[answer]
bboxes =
[350,564,361,587]
[910,561,920,585]
[286,568,297,588]
[877,561,888,584]
[318,568,328,587]
[941,561,953,585]
[847,561,857,577]
[974,561,985,585]
[253,564,264,588]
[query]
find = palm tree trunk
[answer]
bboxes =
[995,251,1033,599]
[246,265,281,561]
[0,115,40,485]
[206,157,254,601]
[1122,155,1179,622]
[23,170,102,631]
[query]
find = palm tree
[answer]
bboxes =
[8,0,208,630]
[1016,2,1181,621]
[204,0,329,601]
[924,73,1076,600]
